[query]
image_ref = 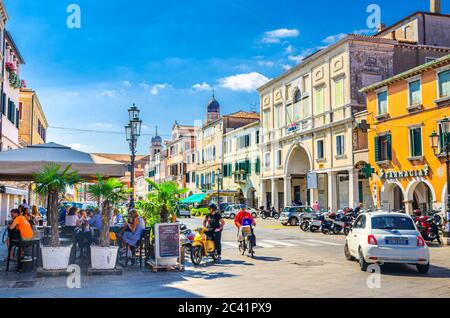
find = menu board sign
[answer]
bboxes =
[155,223,180,259]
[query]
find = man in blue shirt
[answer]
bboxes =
[88,210,103,231]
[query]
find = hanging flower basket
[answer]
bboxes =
[5,62,16,72]
[8,72,24,89]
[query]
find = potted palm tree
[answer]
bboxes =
[33,164,81,270]
[145,179,186,265]
[87,174,130,270]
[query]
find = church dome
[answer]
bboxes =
[207,97,220,113]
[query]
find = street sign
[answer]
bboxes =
[307,172,318,189]
[362,163,375,179]
[155,223,180,259]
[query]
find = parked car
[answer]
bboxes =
[191,205,209,217]
[223,204,258,219]
[176,204,191,218]
[344,212,430,273]
[219,203,230,214]
[280,206,314,226]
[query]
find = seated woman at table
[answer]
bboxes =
[65,207,80,227]
[31,205,42,225]
[120,210,145,252]
[111,208,123,226]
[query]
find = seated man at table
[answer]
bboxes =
[9,209,33,240]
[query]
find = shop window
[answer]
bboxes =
[409,127,422,157]
[408,80,421,106]
[438,69,449,98]
[377,91,388,115]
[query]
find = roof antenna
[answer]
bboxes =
[250,102,258,113]
[155,125,158,136]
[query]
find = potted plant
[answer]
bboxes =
[33,164,81,270]
[5,61,15,72]
[87,175,130,270]
[145,179,186,265]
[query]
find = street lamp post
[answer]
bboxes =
[430,117,450,238]
[125,104,142,209]
[216,168,222,206]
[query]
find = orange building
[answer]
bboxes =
[362,54,450,214]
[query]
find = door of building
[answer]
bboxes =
[266,192,272,210]
[278,192,284,210]
[294,186,301,205]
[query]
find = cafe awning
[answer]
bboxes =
[180,193,207,204]
[0,142,126,181]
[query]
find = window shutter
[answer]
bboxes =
[255,158,260,175]
[386,134,392,160]
[414,129,422,156]
[374,136,381,162]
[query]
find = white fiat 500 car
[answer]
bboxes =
[345,212,430,273]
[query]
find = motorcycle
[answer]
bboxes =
[415,215,442,244]
[180,223,194,251]
[190,227,219,265]
[259,207,280,220]
[300,213,324,232]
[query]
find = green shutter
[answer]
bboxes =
[246,160,251,175]
[414,129,422,156]
[374,136,381,162]
[255,158,260,175]
[386,134,392,160]
[235,162,238,172]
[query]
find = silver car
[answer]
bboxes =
[223,204,259,219]
[176,204,192,218]
[279,206,314,226]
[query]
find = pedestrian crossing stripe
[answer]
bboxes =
[260,240,297,247]
[283,240,319,247]
[220,239,343,249]
[305,239,342,246]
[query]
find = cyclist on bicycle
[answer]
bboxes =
[234,205,256,248]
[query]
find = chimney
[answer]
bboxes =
[430,0,441,13]
[377,23,386,33]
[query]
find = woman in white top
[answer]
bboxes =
[65,207,80,227]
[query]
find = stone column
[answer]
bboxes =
[271,178,277,210]
[259,180,266,209]
[327,172,337,212]
[404,201,413,215]
[348,169,359,209]
[284,175,292,208]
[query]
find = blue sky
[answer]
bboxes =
[4,0,449,154]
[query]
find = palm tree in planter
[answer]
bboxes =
[87,174,130,269]
[33,164,81,270]
[145,179,186,223]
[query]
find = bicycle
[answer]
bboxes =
[238,225,255,258]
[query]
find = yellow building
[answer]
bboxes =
[362,54,450,214]
[19,88,48,146]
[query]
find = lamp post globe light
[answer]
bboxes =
[430,117,450,238]
[125,104,143,209]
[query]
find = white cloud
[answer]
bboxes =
[96,89,117,99]
[218,72,270,92]
[322,29,374,45]
[192,82,211,91]
[88,122,116,129]
[262,28,299,44]
[285,45,295,54]
[288,55,305,64]
[282,64,293,71]
[140,82,172,95]
[258,61,275,67]
[122,81,132,87]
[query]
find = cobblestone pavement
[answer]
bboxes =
[0,220,449,298]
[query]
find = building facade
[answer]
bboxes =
[195,100,260,196]
[18,88,48,147]
[362,54,450,214]
[166,122,196,195]
[1,31,24,151]
[222,121,261,207]
[258,20,450,212]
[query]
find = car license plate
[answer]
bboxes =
[385,237,408,245]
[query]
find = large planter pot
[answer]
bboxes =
[41,245,73,270]
[90,246,119,270]
[157,257,178,266]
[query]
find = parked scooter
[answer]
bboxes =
[259,206,280,220]
[180,223,194,251]
[415,214,442,244]
[190,227,219,265]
